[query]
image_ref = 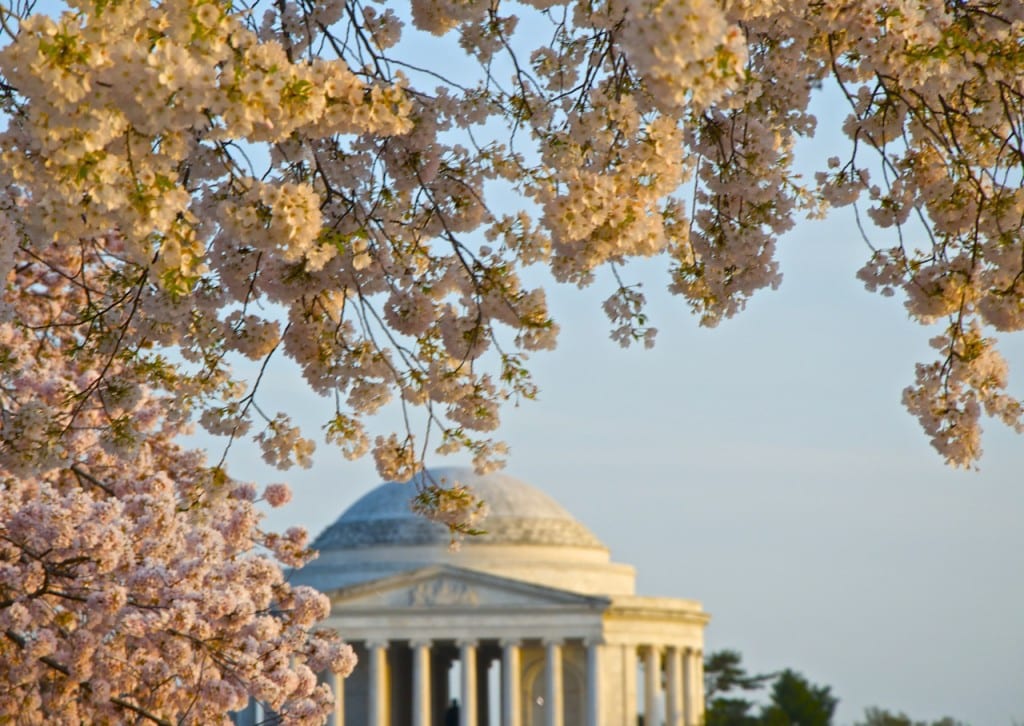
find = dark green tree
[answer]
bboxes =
[705,698,761,726]
[759,670,837,726]
[702,653,837,726]
[703,650,778,726]
[706,650,777,700]
[855,707,967,726]
[703,656,970,726]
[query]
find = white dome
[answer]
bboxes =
[313,467,605,550]
[298,467,636,596]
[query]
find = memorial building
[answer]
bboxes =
[253,467,708,726]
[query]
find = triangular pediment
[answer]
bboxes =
[326,566,609,611]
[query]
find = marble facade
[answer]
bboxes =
[239,467,708,726]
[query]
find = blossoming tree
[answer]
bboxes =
[0,241,356,723]
[1,0,1023,721]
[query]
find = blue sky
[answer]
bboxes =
[182,21,1023,726]
[11,0,1021,720]
[215,188,1024,724]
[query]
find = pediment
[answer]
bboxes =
[327,565,609,612]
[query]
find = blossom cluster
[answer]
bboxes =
[411,474,490,546]
[822,0,1024,464]
[618,0,748,111]
[2,0,1024,717]
[0,244,355,724]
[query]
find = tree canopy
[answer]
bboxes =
[704,651,836,726]
[706,649,778,701]
[1,0,1024,722]
[760,670,839,726]
[854,707,968,726]
[703,652,964,726]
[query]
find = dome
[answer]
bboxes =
[314,467,605,550]
[296,467,637,596]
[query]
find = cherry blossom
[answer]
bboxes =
[0,242,355,723]
[1,0,1024,720]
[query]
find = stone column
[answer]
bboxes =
[326,670,345,726]
[501,640,522,726]
[585,640,603,726]
[665,647,683,726]
[644,645,661,726]
[544,640,564,726]
[367,640,389,726]
[459,640,479,726]
[411,640,431,726]
[621,644,638,724]
[682,647,695,726]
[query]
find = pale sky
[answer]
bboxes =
[189,40,1023,726]
[11,0,1021,722]
[212,188,1024,724]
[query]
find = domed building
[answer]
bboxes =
[284,468,708,726]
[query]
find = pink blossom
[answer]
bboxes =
[0,0,1023,720]
[263,483,293,508]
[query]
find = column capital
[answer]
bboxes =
[456,638,478,649]
[409,638,433,649]
[541,637,564,647]
[499,638,521,648]
[583,637,606,648]
[365,638,389,650]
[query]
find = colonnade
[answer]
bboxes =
[313,638,704,726]
[640,644,705,726]
[334,638,583,726]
